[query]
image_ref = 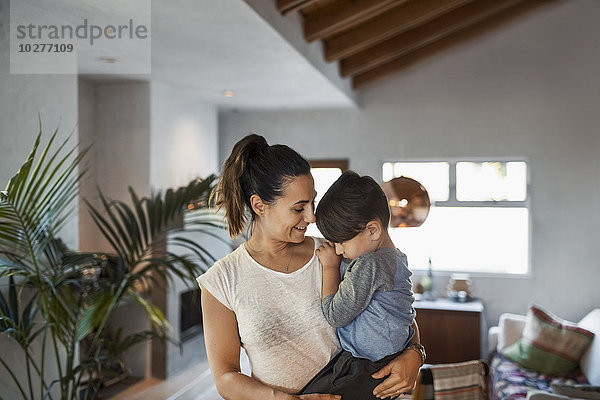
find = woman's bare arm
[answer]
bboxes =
[201,285,340,400]
[372,320,422,399]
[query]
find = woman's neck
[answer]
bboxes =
[246,225,294,255]
[244,225,313,273]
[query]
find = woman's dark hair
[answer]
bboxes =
[316,170,390,243]
[211,134,311,237]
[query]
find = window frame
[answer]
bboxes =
[307,159,349,240]
[383,157,532,277]
[309,159,349,172]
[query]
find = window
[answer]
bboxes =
[308,160,348,238]
[383,160,529,275]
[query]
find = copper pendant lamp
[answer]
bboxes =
[382,177,431,228]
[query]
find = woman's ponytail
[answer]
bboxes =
[212,134,268,237]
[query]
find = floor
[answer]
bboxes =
[109,347,251,400]
[110,361,222,400]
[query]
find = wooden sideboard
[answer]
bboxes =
[414,298,484,364]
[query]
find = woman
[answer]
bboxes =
[197,134,422,399]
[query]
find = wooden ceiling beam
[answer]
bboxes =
[303,0,404,42]
[341,0,524,78]
[277,0,324,16]
[352,0,545,89]
[324,0,475,62]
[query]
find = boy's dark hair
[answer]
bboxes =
[316,170,390,243]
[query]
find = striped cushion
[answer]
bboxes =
[503,305,595,376]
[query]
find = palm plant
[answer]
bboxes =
[0,123,225,400]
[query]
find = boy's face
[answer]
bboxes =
[333,228,379,260]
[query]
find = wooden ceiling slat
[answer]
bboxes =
[324,0,475,62]
[341,0,524,78]
[300,0,339,15]
[277,0,324,16]
[303,0,403,42]
[352,0,544,89]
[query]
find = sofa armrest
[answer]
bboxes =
[578,308,600,386]
[488,326,499,355]
[498,313,527,351]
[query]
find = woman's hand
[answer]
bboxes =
[372,347,421,399]
[316,242,342,270]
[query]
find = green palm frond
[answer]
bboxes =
[1,120,228,400]
[76,291,114,342]
[0,276,41,347]
[86,176,219,279]
[102,328,157,358]
[0,124,87,276]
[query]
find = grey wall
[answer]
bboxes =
[0,0,78,394]
[78,80,153,378]
[78,81,149,379]
[219,0,600,328]
[78,80,151,253]
[0,3,79,250]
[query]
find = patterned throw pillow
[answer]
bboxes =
[503,305,595,376]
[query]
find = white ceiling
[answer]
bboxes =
[17,0,356,110]
[150,0,356,110]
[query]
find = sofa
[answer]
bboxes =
[487,307,600,400]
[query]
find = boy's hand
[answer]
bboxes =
[316,242,342,270]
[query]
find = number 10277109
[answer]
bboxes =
[18,43,74,52]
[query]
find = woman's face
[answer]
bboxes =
[262,174,317,243]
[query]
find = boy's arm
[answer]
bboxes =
[320,253,387,328]
[316,242,342,299]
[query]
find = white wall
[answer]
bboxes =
[147,80,228,377]
[150,80,219,191]
[219,0,600,327]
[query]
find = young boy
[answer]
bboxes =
[300,171,424,400]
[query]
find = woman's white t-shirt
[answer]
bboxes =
[197,237,340,393]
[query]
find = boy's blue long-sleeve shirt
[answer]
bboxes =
[321,247,416,362]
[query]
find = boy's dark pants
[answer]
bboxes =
[299,350,401,400]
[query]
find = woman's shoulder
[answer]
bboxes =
[196,246,249,310]
[198,244,246,280]
[219,243,247,263]
[301,236,323,260]
[310,236,325,248]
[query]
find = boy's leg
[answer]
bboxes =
[299,351,344,394]
[301,351,396,400]
[326,352,386,400]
